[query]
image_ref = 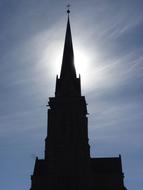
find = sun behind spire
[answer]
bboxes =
[55,10,81,97]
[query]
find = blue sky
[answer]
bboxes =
[0,0,143,189]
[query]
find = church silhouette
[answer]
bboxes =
[30,11,127,190]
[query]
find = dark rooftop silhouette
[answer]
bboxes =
[30,12,127,190]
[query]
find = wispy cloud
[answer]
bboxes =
[0,1,143,190]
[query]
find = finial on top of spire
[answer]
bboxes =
[60,4,76,80]
[67,4,70,14]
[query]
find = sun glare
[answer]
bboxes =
[40,39,109,92]
[42,42,100,89]
[74,46,94,89]
[74,47,89,76]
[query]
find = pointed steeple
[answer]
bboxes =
[55,11,81,97]
[60,14,76,79]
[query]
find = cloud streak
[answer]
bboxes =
[0,1,143,190]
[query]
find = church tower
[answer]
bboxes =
[30,10,127,190]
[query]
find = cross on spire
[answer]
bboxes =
[67,4,71,14]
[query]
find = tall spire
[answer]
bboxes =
[55,9,81,97]
[60,10,76,79]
